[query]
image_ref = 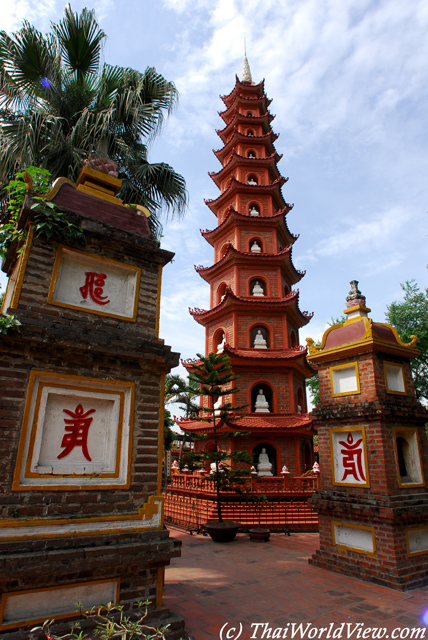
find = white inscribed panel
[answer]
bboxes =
[385,363,405,393]
[49,247,139,319]
[2,580,118,626]
[334,524,374,553]
[332,366,358,394]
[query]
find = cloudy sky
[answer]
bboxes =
[2,0,428,405]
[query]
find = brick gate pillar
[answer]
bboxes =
[0,168,185,636]
[306,281,428,590]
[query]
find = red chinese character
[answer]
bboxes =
[339,432,366,483]
[79,272,110,305]
[57,404,96,461]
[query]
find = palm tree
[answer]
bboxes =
[0,4,186,234]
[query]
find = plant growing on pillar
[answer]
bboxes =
[0,166,85,258]
[189,352,251,540]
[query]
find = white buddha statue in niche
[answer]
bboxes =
[254,388,270,413]
[248,177,257,185]
[253,329,267,349]
[217,333,226,353]
[213,395,223,417]
[252,280,264,296]
[249,206,259,216]
[257,447,273,476]
[250,240,262,253]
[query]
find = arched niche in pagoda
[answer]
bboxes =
[289,328,298,348]
[247,174,258,185]
[302,441,313,473]
[203,440,216,472]
[249,324,270,349]
[213,327,227,352]
[249,237,263,253]
[250,382,274,413]
[248,202,260,216]
[246,128,255,136]
[249,277,267,297]
[252,441,279,476]
[296,387,305,413]
[215,282,227,304]
[247,149,257,158]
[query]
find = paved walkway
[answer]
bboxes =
[164,527,428,640]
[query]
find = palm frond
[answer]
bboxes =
[0,25,58,110]
[0,6,186,232]
[130,160,187,218]
[51,4,106,81]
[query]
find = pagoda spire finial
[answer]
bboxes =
[241,41,252,83]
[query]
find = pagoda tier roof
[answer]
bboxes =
[220,77,267,107]
[216,111,274,144]
[200,206,297,247]
[209,150,282,188]
[189,287,313,327]
[225,344,305,359]
[214,130,278,165]
[205,176,287,215]
[195,244,304,285]
[175,412,314,435]
[224,345,316,377]
[219,94,272,124]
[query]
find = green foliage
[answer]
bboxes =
[0,5,187,235]
[0,313,21,334]
[330,315,346,326]
[306,375,320,407]
[386,280,428,402]
[0,166,85,258]
[163,408,175,451]
[32,600,173,639]
[189,352,251,522]
[165,372,199,419]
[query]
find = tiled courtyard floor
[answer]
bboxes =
[164,527,428,640]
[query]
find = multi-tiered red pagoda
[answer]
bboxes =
[176,59,316,481]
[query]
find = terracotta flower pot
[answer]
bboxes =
[249,528,270,542]
[205,520,241,543]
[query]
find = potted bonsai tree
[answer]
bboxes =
[247,492,270,542]
[189,352,251,542]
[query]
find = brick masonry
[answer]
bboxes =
[0,175,186,638]
[308,307,428,590]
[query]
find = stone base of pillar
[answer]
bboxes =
[310,493,428,591]
[0,530,186,638]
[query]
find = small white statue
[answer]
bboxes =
[257,447,273,476]
[252,280,264,296]
[248,177,258,185]
[248,152,255,158]
[249,206,259,216]
[253,329,267,349]
[213,396,223,416]
[254,388,270,413]
[217,333,226,353]
[250,240,262,253]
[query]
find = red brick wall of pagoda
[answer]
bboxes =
[238,229,275,253]
[237,195,273,216]
[237,268,279,297]
[234,370,291,413]
[235,313,285,349]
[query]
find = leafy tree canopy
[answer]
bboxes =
[0,4,187,234]
[386,280,428,402]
